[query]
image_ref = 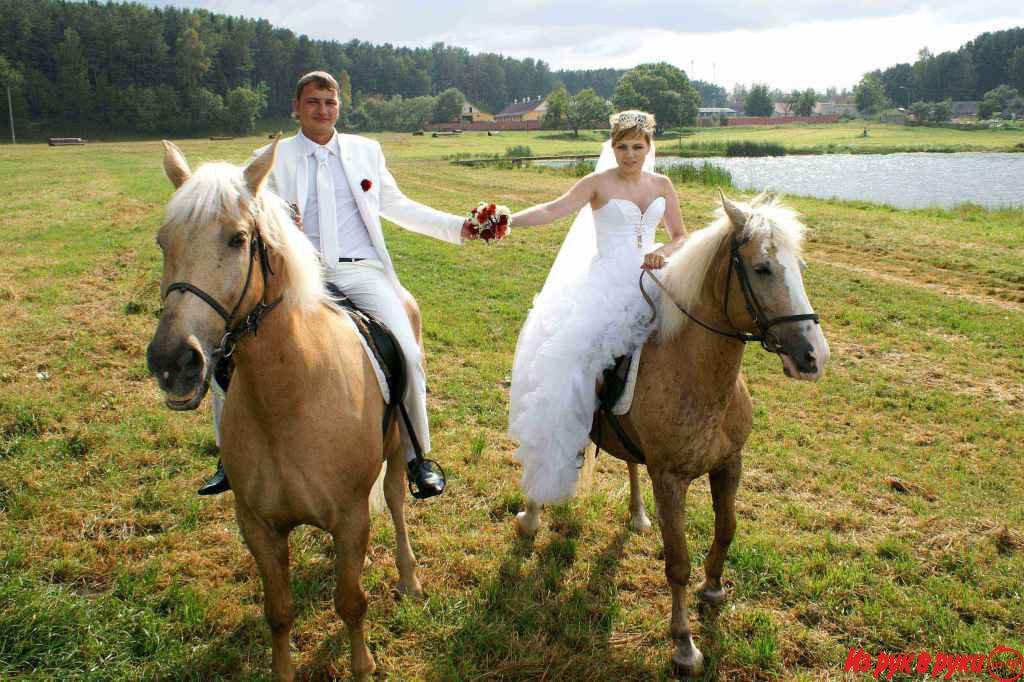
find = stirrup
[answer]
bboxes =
[408,458,446,499]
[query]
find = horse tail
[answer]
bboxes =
[369,462,387,515]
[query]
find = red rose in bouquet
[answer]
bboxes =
[466,202,511,243]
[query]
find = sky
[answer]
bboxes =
[144,0,1024,91]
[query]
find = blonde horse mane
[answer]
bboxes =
[165,161,328,312]
[658,193,806,340]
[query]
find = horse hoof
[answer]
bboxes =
[671,647,705,678]
[396,579,424,600]
[697,583,727,606]
[514,511,539,538]
[629,513,652,533]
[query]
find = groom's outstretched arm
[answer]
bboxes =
[376,144,466,245]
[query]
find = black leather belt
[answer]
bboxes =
[338,257,366,263]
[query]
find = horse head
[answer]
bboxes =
[718,190,829,380]
[146,138,281,410]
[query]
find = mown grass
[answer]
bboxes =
[0,130,1021,680]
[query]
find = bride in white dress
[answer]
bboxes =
[508,111,688,505]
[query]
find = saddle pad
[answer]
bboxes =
[612,344,643,415]
[342,314,390,404]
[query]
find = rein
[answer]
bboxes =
[162,204,283,360]
[640,235,819,354]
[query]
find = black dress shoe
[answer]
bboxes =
[198,460,231,496]
[407,458,446,499]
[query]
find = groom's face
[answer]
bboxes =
[294,84,340,140]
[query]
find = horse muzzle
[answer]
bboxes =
[774,323,830,381]
[146,334,212,411]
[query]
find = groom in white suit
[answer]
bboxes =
[201,71,476,498]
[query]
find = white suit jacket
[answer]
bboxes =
[254,131,463,290]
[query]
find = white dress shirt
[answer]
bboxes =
[299,130,378,261]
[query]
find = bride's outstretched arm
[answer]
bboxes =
[510,175,596,228]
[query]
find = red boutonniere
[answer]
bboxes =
[360,179,372,192]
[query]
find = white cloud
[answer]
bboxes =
[137,0,1023,89]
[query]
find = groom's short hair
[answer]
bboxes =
[294,71,340,101]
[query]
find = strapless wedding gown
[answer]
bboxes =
[509,196,665,504]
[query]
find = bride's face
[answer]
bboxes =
[613,132,650,171]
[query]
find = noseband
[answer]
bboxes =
[642,234,819,354]
[162,205,283,360]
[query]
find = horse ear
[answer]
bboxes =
[719,189,748,229]
[751,191,777,207]
[244,134,280,197]
[162,140,191,189]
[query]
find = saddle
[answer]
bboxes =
[323,282,407,436]
[592,354,647,464]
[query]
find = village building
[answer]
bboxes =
[698,107,737,121]
[461,101,494,124]
[495,96,548,123]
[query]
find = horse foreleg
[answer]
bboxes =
[514,498,543,538]
[384,444,423,597]
[333,502,376,681]
[236,503,294,682]
[699,456,742,607]
[627,462,652,532]
[650,468,703,678]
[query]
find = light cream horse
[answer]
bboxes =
[146,139,422,680]
[515,192,830,677]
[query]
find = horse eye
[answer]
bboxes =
[229,232,247,248]
[754,264,772,276]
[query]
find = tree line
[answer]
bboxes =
[0,0,628,136]
[853,27,1024,115]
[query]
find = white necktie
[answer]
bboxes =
[314,147,339,264]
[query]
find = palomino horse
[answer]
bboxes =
[146,139,423,680]
[515,192,829,676]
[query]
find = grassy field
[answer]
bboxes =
[668,122,1024,155]
[0,130,1022,681]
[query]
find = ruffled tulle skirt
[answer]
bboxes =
[508,249,656,504]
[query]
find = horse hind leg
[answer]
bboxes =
[384,436,423,597]
[236,503,295,681]
[650,468,704,678]
[698,456,742,607]
[332,501,376,680]
[627,462,652,533]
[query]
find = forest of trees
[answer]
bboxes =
[2,0,1021,136]
[866,27,1024,106]
[0,0,613,135]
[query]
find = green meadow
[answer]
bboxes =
[669,122,1024,155]
[0,130,1021,680]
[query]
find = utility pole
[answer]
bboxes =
[5,85,14,144]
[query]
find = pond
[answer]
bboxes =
[657,153,1024,209]
[541,153,1024,210]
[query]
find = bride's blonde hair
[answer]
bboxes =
[610,110,656,145]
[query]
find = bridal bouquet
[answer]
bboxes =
[466,202,511,242]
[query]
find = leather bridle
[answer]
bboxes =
[641,234,819,354]
[161,204,282,360]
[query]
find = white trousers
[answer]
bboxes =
[211,259,430,462]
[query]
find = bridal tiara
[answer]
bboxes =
[609,111,656,133]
